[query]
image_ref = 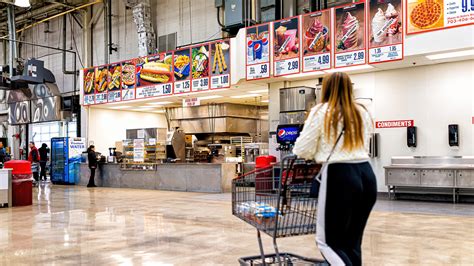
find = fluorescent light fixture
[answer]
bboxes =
[261,99,269,103]
[282,71,325,79]
[426,49,474,60]
[324,65,373,73]
[198,95,223,100]
[14,0,30,7]
[109,106,132,109]
[153,110,166,113]
[137,106,155,109]
[146,101,173,105]
[231,94,261,99]
[249,89,268,93]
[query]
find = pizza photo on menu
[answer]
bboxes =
[407,0,444,33]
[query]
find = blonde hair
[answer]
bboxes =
[321,72,364,151]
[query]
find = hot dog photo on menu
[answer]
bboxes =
[335,3,366,53]
[369,0,402,48]
[135,52,173,92]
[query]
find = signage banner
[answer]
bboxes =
[107,62,121,102]
[136,52,174,99]
[174,48,192,94]
[210,40,231,89]
[133,139,145,162]
[94,65,108,104]
[407,0,474,34]
[68,138,86,159]
[121,60,136,101]
[302,9,332,71]
[334,2,367,68]
[375,119,414,128]
[273,16,301,76]
[182,97,201,107]
[83,68,95,105]
[369,0,404,63]
[246,23,271,80]
[191,44,210,91]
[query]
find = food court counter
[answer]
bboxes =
[79,163,237,193]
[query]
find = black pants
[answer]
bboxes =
[88,167,96,186]
[40,162,47,180]
[316,162,377,266]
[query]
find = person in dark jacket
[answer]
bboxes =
[38,143,50,181]
[87,145,98,187]
[28,142,40,182]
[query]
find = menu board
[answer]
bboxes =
[273,17,301,76]
[334,2,367,68]
[83,68,95,105]
[136,52,173,99]
[191,44,210,91]
[210,40,231,89]
[301,10,332,72]
[369,0,403,63]
[133,139,144,162]
[107,62,121,102]
[94,65,108,104]
[173,48,192,94]
[121,60,136,101]
[407,0,474,34]
[246,23,271,80]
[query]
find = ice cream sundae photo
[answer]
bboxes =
[303,13,330,55]
[369,0,402,47]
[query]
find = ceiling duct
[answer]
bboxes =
[122,0,156,56]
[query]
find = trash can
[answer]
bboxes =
[4,160,33,207]
[255,155,276,193]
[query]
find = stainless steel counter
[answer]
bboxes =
[385,157,474,203]
[79,163,237,193]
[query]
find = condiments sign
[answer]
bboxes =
[375,120,414,128]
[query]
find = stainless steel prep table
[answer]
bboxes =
[79,163,237,193]
[385,156,474,203]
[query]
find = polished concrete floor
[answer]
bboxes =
[0,184,473,265]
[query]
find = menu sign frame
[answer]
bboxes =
[83,68,95,105]
[368,0,404,64]
[334,2,368,68]
[301,9,333,72]
[191,43,211,92]
[94,64,108,104]
[245,23,271,81]
[120,59,136,102]
[272,16,302,77]
[135,51,174,99]
[173,48,192,94]
[107,62,122,102]
[210,39,231,89]
[406,0,474,35]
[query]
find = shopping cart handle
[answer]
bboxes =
[280,154,297,167]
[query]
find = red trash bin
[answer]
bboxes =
[4,160,33,207]
[255,155,276,193]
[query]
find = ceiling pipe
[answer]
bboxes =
[7,5,16,78]
[0,3,64,29]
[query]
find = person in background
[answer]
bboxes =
[0,142,7,165]
[293,72,376,266]
[28,142,40,183]
[87,145,98,187]
[38,143,50,182]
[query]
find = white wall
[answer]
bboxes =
[87,108,167,154]
[272,60,474,191]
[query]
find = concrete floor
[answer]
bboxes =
[0,184,473,265]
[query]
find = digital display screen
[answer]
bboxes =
[276,125,302,144]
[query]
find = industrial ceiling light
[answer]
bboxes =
[14,0,30,7]
[231,94,261,99]
[426,49,474,60]
[261,99,269,103]
[198,95,223,100]
[146,101,173,105]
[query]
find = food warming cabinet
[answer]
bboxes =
[51,137,86,184]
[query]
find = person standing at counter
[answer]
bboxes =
[38,143,50,182]
[293,72,376,266]
[87,145,98,188]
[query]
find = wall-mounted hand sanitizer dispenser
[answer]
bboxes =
[448,124,459,147]
[407,126,417,148]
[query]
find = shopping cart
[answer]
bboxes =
[232,155,324,265]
